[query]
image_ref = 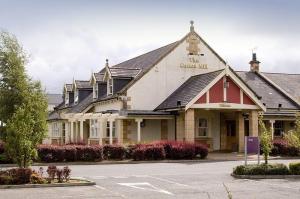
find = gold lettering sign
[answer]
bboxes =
[179,57,208,69]
[186,34,200,55]
[219,103,231,108]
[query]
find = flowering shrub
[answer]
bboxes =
[132,144,165,161]
[168,142,196,160]
[195,144,209,159]
[270,139,300,157]
[37,145,103,162]
[103,145,126,160]
[289,162,300,175]
[8,168,32,184]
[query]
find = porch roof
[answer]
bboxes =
[155,70,223,110]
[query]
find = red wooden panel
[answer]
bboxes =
[227,77,241,103]
[243,92,255,105]
[195,92,206,104]
[209,78,224,103]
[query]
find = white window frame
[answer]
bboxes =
[74,89,79,104]
[52,122,60,137]
[89,119,99,138]
[65,92,69,105]
[106,121,116,138]
[196,118,208,137]
[107,78,113,96]
[93,83,98,99]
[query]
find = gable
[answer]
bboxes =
[195,75,256,106]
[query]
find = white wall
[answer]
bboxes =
[94,100,123,112]
[128,119,162,142]
[127,36,226,110]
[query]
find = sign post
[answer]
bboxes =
[244,136,260,165]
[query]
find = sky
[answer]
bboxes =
[0,0,299,93]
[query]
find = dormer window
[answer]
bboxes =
[74,89,79,104]
[93,83,98,99]
[107,78,113,96]
[65,92,69,105]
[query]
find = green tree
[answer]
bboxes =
[284,113,300,148]
[0,31,48,168]
[259,116,272,164]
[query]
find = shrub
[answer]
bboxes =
[233,163,289,175]
[169,142,195,160]
[103,145,126,160]
[46,165,57,183]
[132,144,166,161]
[0,153,13,164]
[56,169,63,183]
[64,145,77,162]
[0,142,4,154]
[195,144,208,159]
[270,139,300,157]
[30,172,45,184]
[63,166,71,182]
[125,144,137,159]
[0,174,12,185]
[289,162,300,175]
[8,168,32,184]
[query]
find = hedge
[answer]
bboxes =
[37,145,103,162]
[0,168,32,185]
[233,163,290,175]
[132,145,165,161]
[103,145,126,160]
[289,162,300,175]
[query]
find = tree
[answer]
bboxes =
[284,113,300,148]
[258,116,272,164]
[0,31,48,168]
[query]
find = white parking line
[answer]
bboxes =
[147,175,189,187]
[93,185,128,198]
[118,182,174,195]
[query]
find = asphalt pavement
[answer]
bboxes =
[1,159,300,199]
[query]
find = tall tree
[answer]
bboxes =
[0,31,48,167]
[258,116,272,164]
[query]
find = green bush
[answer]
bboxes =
[233,163,289,175]
[289,162,300,175]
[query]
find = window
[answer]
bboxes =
[93,83,98,99]
[106,121,116,137]
[90,119,99,138]
[65,92,69,105]
[52,122,60,137]
[107,78,113,95]
[197,119,208,137]
[74,89,79,104]
[274,121,284,137]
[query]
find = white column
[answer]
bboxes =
[109,119,114,144]
[70,121,74,143]
[79,119,84,142]
[98,118,103,145]
[65,122,69,144]
[135,118,143,142]
[75,121,78,143]
[270,120,275,140]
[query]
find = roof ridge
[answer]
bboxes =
[190,69,224,78]
[112,41,179,68]
[235,71,300,76]
[110,67,141,70]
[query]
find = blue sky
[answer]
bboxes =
[0,0,299,93]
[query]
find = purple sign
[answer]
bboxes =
[246,136,259,154]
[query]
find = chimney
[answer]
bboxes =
[249,53,260,72]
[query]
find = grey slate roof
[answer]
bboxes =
[47,94,63,106]
[48,111,61,121]
[94,72,104,82]
[75,80,92,89]
[156,70,223,110]
[262,72,300,102]
[67,92,93,113]
[109,67,141,78]
[236,71,299,110]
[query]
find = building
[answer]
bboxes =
[47,22,300,151]
[47,94,63,112]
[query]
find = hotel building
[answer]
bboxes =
[46,22,300,152]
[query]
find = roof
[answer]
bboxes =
[48,111,61,121]
[47,94,63,105]
[94,72,105,82]
[236,71,299,110]
[75,80,92,89]
[156,70,223,110]
[109,67,141,78]
[67,92,93,113]
[262,72,300,102]
[119,110,173,116]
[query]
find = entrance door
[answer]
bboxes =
[226,120,238,151]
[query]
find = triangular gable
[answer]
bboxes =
[186,66,266,111]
